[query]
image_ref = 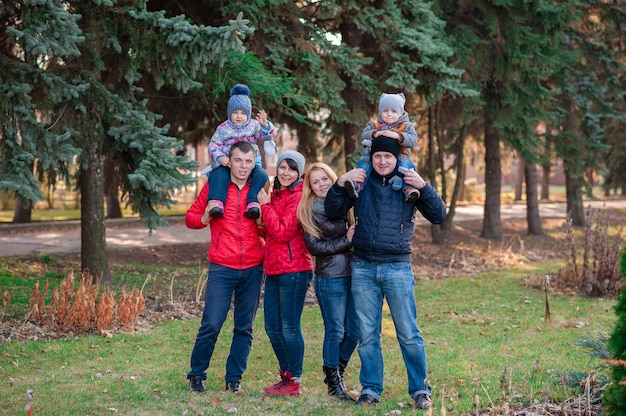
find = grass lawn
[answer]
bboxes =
[0,258,616,415]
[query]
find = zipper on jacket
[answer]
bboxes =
[237,188,244,268]
[287,242,293,261]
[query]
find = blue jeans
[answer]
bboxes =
[264,271,313,378]
[188,263,264,383]
[208,165,269,205]
[314,276,359,368]
[351,257,431,401]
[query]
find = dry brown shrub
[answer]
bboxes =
[117,287,143,329]
[28,280,47,321]
[55,270,75,330]
[69,270,99,332]
[556,209,625,297]
[96,289,116,332]
[21,268,145,335]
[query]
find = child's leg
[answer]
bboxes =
[397,157,421,204]
[207,166,229,218]
[243,166,269,220]
[246,167,269,204]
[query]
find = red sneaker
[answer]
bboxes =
[266,379,301,396]
[263,371,289,395]
[263,371,301,396]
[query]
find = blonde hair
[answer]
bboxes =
[297,162,353,239]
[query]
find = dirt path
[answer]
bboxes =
[1,199,624,257]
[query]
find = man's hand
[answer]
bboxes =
[201,202,218,225]
[256,110,269,129]
[337,168,366,187]
[402,168,427,189]
[219,156,230,167]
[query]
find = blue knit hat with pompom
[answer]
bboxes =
[227,84,252,120]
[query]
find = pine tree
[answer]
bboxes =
[438,0,579,239]
[216,0,474,168]
[0,1,253,281]
[551,0,626,225]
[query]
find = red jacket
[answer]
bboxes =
[262,181,313,276]
[186,182,265,269]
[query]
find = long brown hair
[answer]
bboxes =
[297,163,353,239]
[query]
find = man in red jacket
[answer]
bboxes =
[185,141,266,395]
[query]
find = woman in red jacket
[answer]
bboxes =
[259,150,313,397]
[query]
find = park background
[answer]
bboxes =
[1,1,626,415]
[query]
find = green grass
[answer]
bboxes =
[0,259,616,415]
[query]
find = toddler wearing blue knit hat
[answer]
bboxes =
[345,91,421,203]
[205,84,277,219]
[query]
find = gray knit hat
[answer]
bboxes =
[378,92,406,116]
[227,84,252,120]
[276,150,306,178]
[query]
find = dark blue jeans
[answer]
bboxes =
[208,165,269,204]
[188,262,264,383]
[314,275,359,368]
[263,271,313,378]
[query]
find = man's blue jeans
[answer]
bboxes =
[264,271,313,378]
[188,263,264,383]
[351,257,431,400]
[314,276,359,368]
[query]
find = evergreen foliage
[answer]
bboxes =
[220,0,475,166]
[0,1,252,229]
[440,0,579,161]
[604,245,626,414]
[0,1,254,279]
[550,0,626,205]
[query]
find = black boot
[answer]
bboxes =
[323,365,349,400]
[338,359,348,379]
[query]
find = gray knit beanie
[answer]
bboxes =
[378,92,406,117]
[276,150,306,178]
[227,84,252,120]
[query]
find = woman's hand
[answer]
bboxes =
[257,188,270,205]
[346,224,355,242]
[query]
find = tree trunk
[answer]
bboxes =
[12,196,33,223]
[104,156,122,219]
[564,166,585,226]
[514,158,525,201]
[432,124,467,244]
[562,101,585,226]
[81,138,111,283]
[480,108,502,239]
[525,162,543,235]
[429,105,439,191]
[540,162,551,200]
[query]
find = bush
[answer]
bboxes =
[556,208,624,297]
[28,269,144,334]
[603,244,626,414]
